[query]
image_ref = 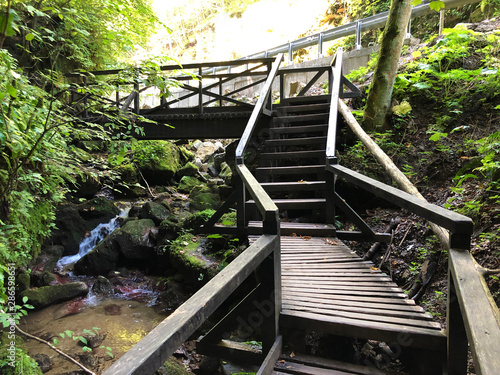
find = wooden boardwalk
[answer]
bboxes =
[278,236,446,351]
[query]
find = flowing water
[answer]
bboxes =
[21,203,170,374]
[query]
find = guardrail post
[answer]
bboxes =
[406,17,412,39]
[355,21,362,50]
[318,32,324,58]
[288,42,293,62]
[236,175,247,243]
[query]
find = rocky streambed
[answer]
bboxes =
[15,139,244,374]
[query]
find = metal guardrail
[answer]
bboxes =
[236,0,481,62]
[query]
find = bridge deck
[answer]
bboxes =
[255,236,447,352]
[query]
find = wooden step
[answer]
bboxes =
[276,103,330,116]
[260,181,326,192]
[255,165,325,176]
[274,352,397,375]
[270,124,328,135]
[281,94,331,106]
[273,113,329,125]
[264,136,327,147]
[260,150,325,161]
[246,198,326,210]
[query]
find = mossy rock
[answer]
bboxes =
[48,205,88,255]
[134,140,181,185]
[16,273,30,293]
[73,171,102,199]
[114,219,157,260]
[169,234,219,284]
[158,357,190,375]
[20,282,88,310]
[179,146,195,163]
[176,162,199,179]
[117,163,139,184]
[177,175,204,194]
[139,201,170,226]
[219,161,233,184]
[189,186,221,211]
[183,209,216,231]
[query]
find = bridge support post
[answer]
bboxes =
[447,272,468,375]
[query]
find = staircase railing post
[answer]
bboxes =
[199,67,203,114]
[236,174,247,243]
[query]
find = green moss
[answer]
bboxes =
[20,282,89,309]
[178,146,195,163]
[183,209,216,230]
[133,141,180,182]
[189,186,221,211]
[177,176,204,193]
[177,162,199,178]
[162,357,190,375]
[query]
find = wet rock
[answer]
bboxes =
[32,353,53,373]
[195,141,222,163]
[78,197,119,228]
[219,162,233,184]
[31,245,65,273]
[156,283,187,312]
[47,205,87,255]
[91,276,113,296]
[139,201,170,226]
[74,233,120,276]
[77,352,98,369]
[20,282,89,310]
[80,332,104,349]
[115,219,156,260]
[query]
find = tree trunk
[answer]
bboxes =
[363,0,412,131]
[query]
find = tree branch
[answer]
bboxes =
[14,324,96,375]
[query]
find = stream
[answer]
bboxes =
[20,204,171,374]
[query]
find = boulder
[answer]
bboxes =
[134,140,181,185]
[91,276,113,296]
[195,141,218,163]
[31,271,56,287]
[47,205,87,255]
[219,162,233,184]
[74,233,120,276]
[115,219,157,260]
[20,282,88,310]
[16,273,30,293]
[72,172,102,199]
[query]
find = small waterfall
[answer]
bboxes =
[57,207,130,269]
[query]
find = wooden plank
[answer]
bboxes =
[270,125,328,134]
[257,336,283,375]
[282,300,433,321]
[260,151,325,161]
[282,262,374,269]
[281,281,403,293]
[280,310,446,351]
[255,166,325,175]
[103,234,279,375]
[265,136,327,147]
[282,290,416,306]
[449,248,500,375]
[329,164,473,235]
[281,270,385,276]
[281,353,392,375]
[282,286,407,299]
[281,296,424,313]
[281,279,398,288]
[275,361,352,375]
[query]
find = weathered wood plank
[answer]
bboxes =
[280,310,446,351]
[103,235,279,375]
[275,361,352,375]
[282,290,416,306]
[449,248,500,375]
[280,353,390,375]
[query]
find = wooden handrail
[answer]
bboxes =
[103,234,280,375]
[448,248,500,375]
[326,48,343,163]
[327,164,473,238]
[235,53,284,163]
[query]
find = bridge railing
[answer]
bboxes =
[65,58,276,119]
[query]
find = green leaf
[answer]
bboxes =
[80,337,88,345]
[22,296,29,304]
[25,33,35,41]
[53,338,60,345]
[412,82,432,90]
[429,1,445,11]
[429,132,448,142]
[411,0,423,5]
[64,330,73,337]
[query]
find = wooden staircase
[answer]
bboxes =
[248,95,336,237]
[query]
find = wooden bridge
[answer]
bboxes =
[69,50,500,374]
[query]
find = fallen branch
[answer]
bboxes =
[339,100,450,248]
[364,217,401,261]
[476,264,500,278]
[14,324,96,375]
[136,167,157,198]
